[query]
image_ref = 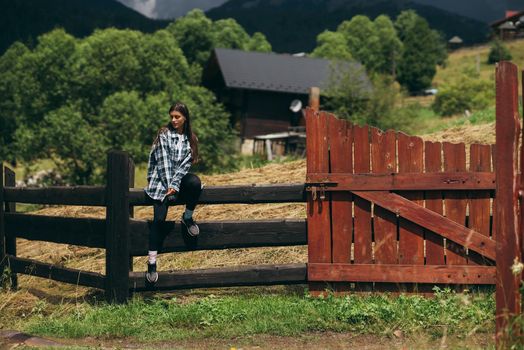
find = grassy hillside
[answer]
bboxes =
[434,39,524,86]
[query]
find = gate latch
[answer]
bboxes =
[306,182,336,201]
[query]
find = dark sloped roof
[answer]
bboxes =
[490,10,524,28]
[204,48,370,95]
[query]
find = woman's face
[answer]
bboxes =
[170,110,186,132]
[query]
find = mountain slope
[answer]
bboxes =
[412,0,524,23]
[0,0,169,54]
[207,0,491,53]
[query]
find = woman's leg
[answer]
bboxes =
[179,173,202,236]
[179,173,202,211]
[150,199,169,253]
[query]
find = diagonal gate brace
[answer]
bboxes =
[352,191,496,261]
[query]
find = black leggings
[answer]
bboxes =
[146,173,202,251]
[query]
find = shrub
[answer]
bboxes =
[433,76,494,116]
[487,40,512,64]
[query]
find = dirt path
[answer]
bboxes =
[1,330,493,349]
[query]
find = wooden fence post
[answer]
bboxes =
[308,87,320,112]
[495,61,521,344]
[105,151,130,303]
[128,158,135,273]
[0,163,5,286]
[4,166,16,289]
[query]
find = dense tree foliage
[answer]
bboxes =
[395,11,447,93]
[311,31,352,60]
[167,9,271,67]
[311,11,446,93]
[0,10,262,184]
[312,15,402,75]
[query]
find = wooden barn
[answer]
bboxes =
[202,48,369,153]
[491,10,524,40]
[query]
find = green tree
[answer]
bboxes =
[311,15,402,76]
[39,104,107,184]
[98,91,150,163]
[247,32,272,52]
[311,30,352,60]
[0,42,30,163]
[69,28,145,113]
[212,19,252,49]
[167,9,271,67]
[395,11,447,93]
[166,9,215,66]
[374,15,403,75]
[137,29,192,92]
[338,16,383,72]
[29,29,77,116]
[487,39,512,64]
[2,30,77,126]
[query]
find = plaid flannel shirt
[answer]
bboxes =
[144,129,192,202]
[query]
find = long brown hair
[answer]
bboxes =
[152,102,199,164]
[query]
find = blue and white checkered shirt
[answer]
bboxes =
[144,128,192,202]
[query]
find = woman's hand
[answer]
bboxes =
[166,188,177,196]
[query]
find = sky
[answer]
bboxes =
[116,0,227,19]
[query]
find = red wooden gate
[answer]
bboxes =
[306,109,496,294]
[305,61,523,345]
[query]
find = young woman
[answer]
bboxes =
[143,102,202,283]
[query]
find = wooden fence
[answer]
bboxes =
[0,151,308,303]
[305,61,523,345]
[0,61,522,345]
[305,110,496,293]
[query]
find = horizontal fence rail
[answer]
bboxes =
[128,219,307,255]
[130,184,307,205]
[129,263,307,291]
[6,255,105,289]
[308,263,497,285]
[5,213,106,248]
[3,184,307,205]
[5,213,307,254]
[306,172,496,190]
[4,186,106,206]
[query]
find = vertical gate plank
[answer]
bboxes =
[328,115,352,264]
[494,61,521,344]
[491,144,497,241]
[468,144,492,265]
[397,133,424,265]
[443,142,468,265]
[353,125,372,264]
[424,141,445,265]
[306,109,332,295]
[371,128,397,264]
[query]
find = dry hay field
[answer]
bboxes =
[0,124,496,323]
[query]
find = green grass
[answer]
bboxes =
[23,288,494,342]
